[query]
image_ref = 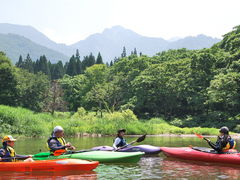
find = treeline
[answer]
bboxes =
[1,25,240,130]
[15,50,104,80]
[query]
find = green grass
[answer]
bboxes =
[0,105,220,137]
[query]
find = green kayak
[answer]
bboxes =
[33,151,144,163]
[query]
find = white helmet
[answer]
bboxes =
[53,126,64,133]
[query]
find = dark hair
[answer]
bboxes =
[116,129,126,137]
[2,142,7,148]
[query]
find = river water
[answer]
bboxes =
[1,136,240,180]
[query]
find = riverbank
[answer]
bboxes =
[0,105,221,137]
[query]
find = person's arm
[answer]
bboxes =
[113,138,121,149]
[206,138,221,152]
[48,139,66,151]
[0,149,5,161]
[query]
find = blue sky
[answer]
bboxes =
[0,0,239,44]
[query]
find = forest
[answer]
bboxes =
[1,25,240,136]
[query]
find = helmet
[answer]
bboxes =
[53,126,64,133]
[2,135,17,142]
[117,129,126,134]
[219,126,229,134]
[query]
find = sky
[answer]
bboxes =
[0,0,239,45]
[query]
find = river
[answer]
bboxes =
[1,136,240,179]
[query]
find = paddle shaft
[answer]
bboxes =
[0,156,29,161]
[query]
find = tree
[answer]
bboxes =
[134,48,137,55]
[66,55,77,76]
[121,46,127,58]
[76,58,82,74]
[0,52,17,106]
[22,54,34,73]
[51,61,65,79]
[96,52,103,64]
[207,72,240,113]
[44,80,67,114]
[16,55,23,68]
[15,69,50,111]
[38,55,51,78]
[110,61,113,66]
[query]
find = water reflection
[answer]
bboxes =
[160,158,240,180]
[0,171,97,180]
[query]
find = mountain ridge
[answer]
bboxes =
[0,23,221,63]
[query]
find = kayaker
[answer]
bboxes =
[113,129,128,150]
[0,135,32,162]
[47,126,75,154]
[205,126,236,153]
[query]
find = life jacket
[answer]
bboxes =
[47,137,66,152]
[222,138,236,150]
[114,137,127,148]
[1,146,17,162]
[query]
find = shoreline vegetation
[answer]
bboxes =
[0,105,221,137]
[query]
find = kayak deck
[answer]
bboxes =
[161,147,240,165]
[33,151,144,163]
[92,145,161,155]
[0,159,99,172]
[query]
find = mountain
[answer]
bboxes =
[0,33,69,63]
[0,23,221,63]
[0,23,75,56]
[71,26,221,61]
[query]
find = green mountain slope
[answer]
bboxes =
[0,33,69,63]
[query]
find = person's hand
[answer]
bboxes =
[28,155,33,158]
[68,146,76,150]
[0,157,1,161]
[65,143,72,148]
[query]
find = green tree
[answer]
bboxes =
[96,52,103,64]
[207,72,240,113]
[38,55,51,78]
[0,52,17,105]
[121,46,127,58]
[66,55,77,76]
[15,69,50,111]
[16,55,23,68]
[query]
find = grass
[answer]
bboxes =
[0,105,220,137]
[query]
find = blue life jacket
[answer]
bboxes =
[0,146,16,162]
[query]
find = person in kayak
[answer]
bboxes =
[47,126,75,154]
[0,135,32,162]
[113,129,128,150]
[205,126,236,153]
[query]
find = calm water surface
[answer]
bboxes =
[2,136,240,180]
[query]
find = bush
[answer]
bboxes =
[0,105,223,136]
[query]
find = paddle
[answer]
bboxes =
[116,134,146,151]
[194,133,209,142]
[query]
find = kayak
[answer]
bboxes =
[161,147,240,165]
[33,151,144,163]
[0,159,99,172]
[91,145,161,155]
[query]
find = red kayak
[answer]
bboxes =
[0,159,99,172]
[161,147,240,165]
